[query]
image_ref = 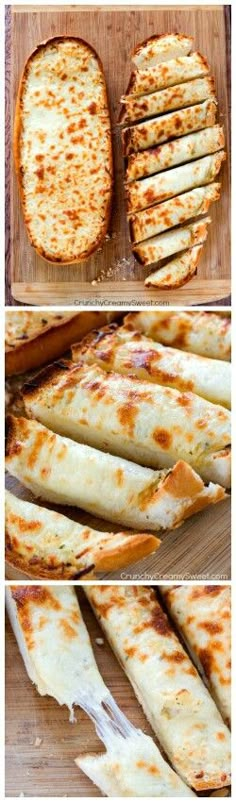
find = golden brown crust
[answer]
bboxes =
[14,36,113,265]
[144,265,198,289]
[5,543,95,580]
[95,533,160,571]
[71,321,119,362]
[22,359,73,400]
[5,415,28,459]
[5,534,160,580]
[5,312,119,376]
[146,267,197,290]
[162,460,203,499]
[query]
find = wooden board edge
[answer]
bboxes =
[11,280,231,306]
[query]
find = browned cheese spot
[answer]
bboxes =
[117,402,138,438]
[115,468,124,487]
[153,427,172,449]
[8,512,42,533]
[59,618,78,639]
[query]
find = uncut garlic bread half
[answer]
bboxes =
[14,36,113,264]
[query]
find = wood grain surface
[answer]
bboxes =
[5,586,231,797]
[6,4,231,306]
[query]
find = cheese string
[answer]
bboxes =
[75,690,139,746]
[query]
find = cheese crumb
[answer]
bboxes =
[34,737,43,747]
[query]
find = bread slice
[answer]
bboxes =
[14,36,113,264]
[120,76,216,125]
[6,584,116,716]
[126,152,225,213]
[122,100,217,155]
[126,126,225,181]
[126,52,210,98]
[5,490,159,578]
[5,416,227,530]
[6,584,194,797]
[76,731,195,796]
[159,585,231,728]
[129,185,221,243]
[123,311,231,361]
[5,310,118,375]
[131,33,194,68]
[133,218,210,267]
[144,246,203,288]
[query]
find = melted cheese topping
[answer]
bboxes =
[16,39,112,262]
[124,311,231,361]
[132,34,193,68]
[85,585,231,791]
[160,585,231,727]
[6,416,226,531]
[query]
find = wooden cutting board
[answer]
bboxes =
[7,4,230,306]
[5,473,231,582]
[5,587,230,797]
